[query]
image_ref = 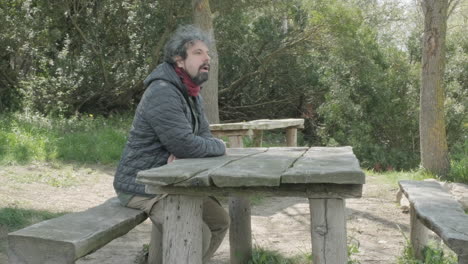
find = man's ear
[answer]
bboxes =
[174,56,184,68]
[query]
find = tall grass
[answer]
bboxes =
[0,112,132,165]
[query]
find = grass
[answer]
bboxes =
[369,169,437,187]
[395,224,458,264]
[247,237,361,264]
[0,207,68,232]
[248,246,311,264]
[0,112,132,165]
[397,240,457,264]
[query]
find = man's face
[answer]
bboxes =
[175,40,211,85]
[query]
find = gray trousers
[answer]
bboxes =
[127,195,230,264]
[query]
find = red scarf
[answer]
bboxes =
[174,66,201,97]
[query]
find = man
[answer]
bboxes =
[114,25,229,264]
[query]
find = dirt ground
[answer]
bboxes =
[0,163,417,264]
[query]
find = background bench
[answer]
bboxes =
[8,197,147,264]
[399,180,468,264]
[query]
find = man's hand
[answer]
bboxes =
[167,154,177,164]
[218,139,227,155]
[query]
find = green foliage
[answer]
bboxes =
[446,138,468,184]
[0,207,67,232]
[397,241,457,264]
[347,237,361,264]
[1,0,466,173]
[1,0,191,116]
[0,112,131,165]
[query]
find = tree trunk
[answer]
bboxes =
[420,0,450,178]
[192,0,220,124]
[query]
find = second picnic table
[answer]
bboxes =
[137,146,365,264]
[209,118,305,147]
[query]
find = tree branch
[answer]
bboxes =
[0,70,16,87]
[448,0,461,18]
[224,98,291,109]
[68,0,109,85]
[149,16,177,71]
[219,28,318,96]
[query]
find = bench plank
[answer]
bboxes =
[8,198,147,264]
[282,146,365,184]
[399,180,468,256]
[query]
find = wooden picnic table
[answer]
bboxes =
[210,118,305,262]
[209,118,304,147]
[136,146,365,264]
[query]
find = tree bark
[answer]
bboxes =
[420,0,450,178]
[192,0,220,124]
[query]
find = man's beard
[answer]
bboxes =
[192,71,209,85]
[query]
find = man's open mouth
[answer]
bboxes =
[200,64,210,72]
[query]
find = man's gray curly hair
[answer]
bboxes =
[164,25,213,64]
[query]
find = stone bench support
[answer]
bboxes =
[399,180,468,264]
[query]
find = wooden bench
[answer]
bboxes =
[399,180,468,264]
[8,197,147,264]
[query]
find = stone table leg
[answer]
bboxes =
[252,130,263,147]
[162,195,203,264]
[148,223,163,264]
[285,127,297,147]
[227,135,252,264]
[229,196,252,264]
[309,198,347,264]
[228,135,244,148]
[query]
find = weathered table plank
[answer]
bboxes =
[282,146,365,184]
[138,147,364,187]
[210,147,308,187]
[137,148,267,187]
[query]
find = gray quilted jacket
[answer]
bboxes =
[113,62,226,196]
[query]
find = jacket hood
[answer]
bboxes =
[144,62,187,96]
